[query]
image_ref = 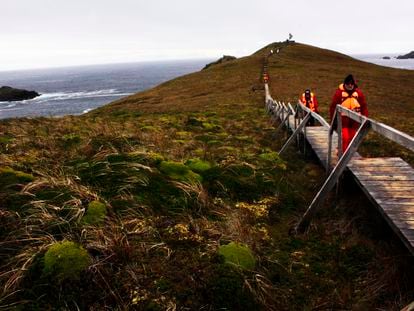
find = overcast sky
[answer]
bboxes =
[1,0,413,71]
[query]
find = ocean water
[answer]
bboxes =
[352,53,414,70]
[0,60,210,119]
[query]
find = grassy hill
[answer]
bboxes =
[1,42,414,310]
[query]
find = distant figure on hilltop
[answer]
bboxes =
[330,74,368,153]
[263,72,269,83]
[299,89,319,125]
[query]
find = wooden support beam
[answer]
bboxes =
[295,120,372,233]
[279,112,311,155]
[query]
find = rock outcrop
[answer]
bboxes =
[397,51,414,59]
[0,86,40,102]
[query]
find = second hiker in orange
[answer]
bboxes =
[300,89,319,125]
[330,74,368,153]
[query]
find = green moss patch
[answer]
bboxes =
[159,161,202,183]
[43,241,91,282]
[218,242,256,270]
[140,125,160,132]
[82,201,107,225]
[128,151,164,166]
[258,151,287,170]
[185,158,212,173]
[0,167,34,188]
[202,122,222,131]
[194,134,219,144]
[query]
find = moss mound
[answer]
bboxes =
[82,201,107,225]
[0,167,34,188]
[185,158,212,173]
[258,151,287,169]
[43,241,91,282]
[218,242,256,270]
[128,151,164,166]
[159,161,202,183]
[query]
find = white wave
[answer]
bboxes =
[34,89,133,102]
[0,89,133,110]
[82,108,93,114]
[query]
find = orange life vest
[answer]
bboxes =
[339,84,361,113]
[300,92,317,112]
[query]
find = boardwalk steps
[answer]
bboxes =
[264,83,414,256]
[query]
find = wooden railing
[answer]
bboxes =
[265,84,414,233]
[297,105,414,232]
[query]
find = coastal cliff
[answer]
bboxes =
[397,51,414,59]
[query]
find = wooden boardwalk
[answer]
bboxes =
[305,126,338,169]
[265,84,414,255]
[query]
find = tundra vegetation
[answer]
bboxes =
[1,42,414,310]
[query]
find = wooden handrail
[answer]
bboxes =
[337,105,414,152]
[296,101,330,128]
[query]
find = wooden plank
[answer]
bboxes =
[376,199,414,205]
[386,213,414,221]
[348,158,406,166]
[359,181,414,188]
[354,175,414,181]
[357,181,414,187]
[369,191,414,199]
[381,204,414,212]
[349,166,412,172]
[390,220,414,230]
[352,169,414,175]
[306,133,330,137]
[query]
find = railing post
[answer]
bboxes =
[327,109,337,174]
[336,106,343,158]
[303,122,307,155]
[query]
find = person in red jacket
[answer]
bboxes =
[300,89,319,125]
[330,74,368,153]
